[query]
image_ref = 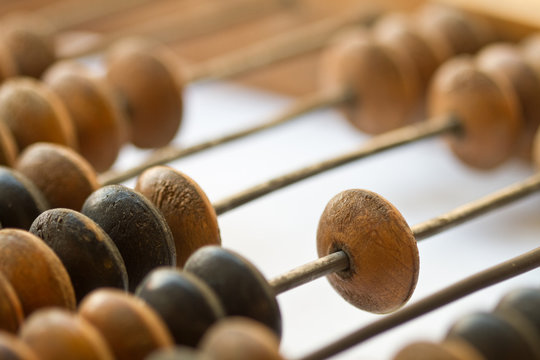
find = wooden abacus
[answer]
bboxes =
[0,1,540,359]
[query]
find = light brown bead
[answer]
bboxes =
[393,340,485,360]
[0,15,55,78]
[521,34,540,76]
[476,43,540,160]
[316,189,419,314]
[428,56,522,169]
[0,272,23,333]
[0,78,77,151]
[321,29,420,134]
[44,61,128,172]
[79,288,174,360]
[135,166,221,267]
[0,229,76,316]
[0,120,18,167]
[19,308,114,360]
[0,331,39,360]
[16,143,99,211]
[199,317,283,360]
[106,39,183,148]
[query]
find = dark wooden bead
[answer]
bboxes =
[0,229,76,316]
[29,209,128,302]
[429,56,522,169]
[0,166,49,230]
[135,267,225,347]
[0,272,23,333]
[135,166,221,267]
[495,288,540,338]
[0,331,39,360]
[19,308,114,360]
[106,39,183,149]
[446,311,537,360]
[79,288,174,360]
[16,143,99,211]
[316,189,419,314]
[0,121,18,167]
[200,317,283,360]
[0,78,77,151]
[81,185,176,291]
[44,62,128,172]
[184,246,282,337]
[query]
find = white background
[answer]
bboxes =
[114,80,540,359]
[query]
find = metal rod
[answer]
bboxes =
[298,245,540,360]
[99,88,349,185]
[213,115,461,215]
[412,172,540,241]
[269,251,349,295]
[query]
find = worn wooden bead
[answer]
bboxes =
[393,340,485,360]
[200,317,283,360]
[136,268,225,347]
[0,78,77,151]
[0,16,55,78]
[0,121,18,167]
[79,288,174,360]
[0,229,75,315]
[20,308,114,360]
[106,39,183,148]
[44,62,128,172]
[476,43,540,160]
[316,189,419,314]
[184,246,282,337]
[495,288,540,338]
[135,166,221,267]
[446,312,537,360]
[428,56,522,169]
[321,29,420,134]
[0,331,39,360]
[0,166,49,229]
[0,272,23,333]
[16,143,99,211]
[30,209,128,302]
[82,185,176,291]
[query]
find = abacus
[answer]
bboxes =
[0,1,540,359]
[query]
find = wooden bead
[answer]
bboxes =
[446,312,537,360]
[81,185,176,291]
[0,166,49,229]
[0,16,55,78]
[44,61,128,172]
[0,272,23,333]
[135,268,225,346]
[476,43,540,160]
[0,78,77,151]
[316,189,419,314]
[416,4,494,58]
[393,340,485,360]
[521,34,540,77]
[199,317,283,360]
[320,29,421,134]
[0,121,18,167]
[16,143,99,211]
[374,13,450,90]
[79,288,174,360]
[184,246,282,337]
[495,288,540,337]
[135,166,221,267]
[19,308,114,360]
[428,57,522,169]
[106,39,183,148]
[146,346,210,360]
[0,331,39,360]
[29,209,128,302]
[0,229,75,315]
